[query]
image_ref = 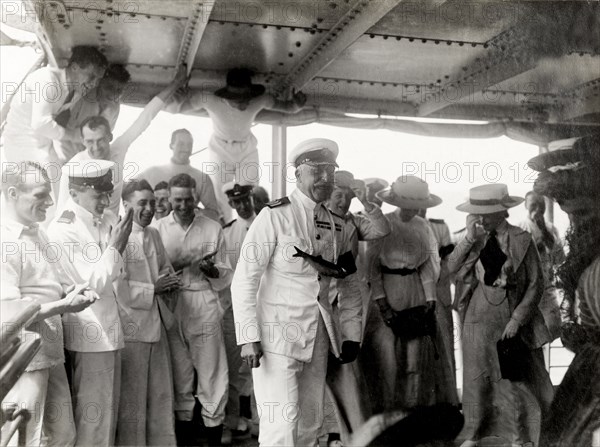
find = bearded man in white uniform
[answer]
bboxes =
[231,138,363,446]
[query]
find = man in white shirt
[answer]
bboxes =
[0,161,97,447]
[219,181,256,440]
[115,180,180,446]
[231,138,363,446]
[3,46,107,166]
[174,68,305,221]
[136,129,220,221]
[155,173,233,446]
[47,160,134,446]
[53,64,131,164]
[57,67,187,215]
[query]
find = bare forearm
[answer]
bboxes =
[34,298,70,321]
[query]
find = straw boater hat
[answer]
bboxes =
[456,184,523,214]
[527,134,600,204]
[376,175,441,209]
[334,170,365,198]
[215,68,266,101]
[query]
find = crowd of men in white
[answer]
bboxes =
[1,45,577,447]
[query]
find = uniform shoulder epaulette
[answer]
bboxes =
[266,197,290,208]
[222,219,237,229]
[429,218,445,224]
[57,210,75,224]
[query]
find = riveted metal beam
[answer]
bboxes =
[552,78,600,121]
[176,1,215,75]
[419,5,599,117]
[275,0,403,97]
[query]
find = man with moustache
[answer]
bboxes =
[155,173,232,446]
[136,129,220,221]
[114,180,181,446]
[56,67,187,214]
[1,161,98,446]
[219,180,257,441]
[231,138,363,446]
[47,160,134,446]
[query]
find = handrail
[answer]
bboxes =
[0,300,42,446]
[0,410,31,447]
[0,338,41,404]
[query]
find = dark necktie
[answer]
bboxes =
[479,230,506,286]
[55,90,76,127]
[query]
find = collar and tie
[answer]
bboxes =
[479,230,507,286]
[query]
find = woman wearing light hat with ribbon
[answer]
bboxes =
[449,184,554,447]
[368,175,458,411]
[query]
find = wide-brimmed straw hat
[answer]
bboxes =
[215,68,266,101]
[376,175,442,209]
[527,134,600,171]
[456,183,523,214]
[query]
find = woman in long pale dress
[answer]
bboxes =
[449,184,554,447]
[369,176,458,410]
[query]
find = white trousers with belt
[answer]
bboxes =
[252,315,330,447]
[166,288,229,427]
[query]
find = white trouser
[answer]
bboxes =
[166,310,228,427]
[205,135,260,223]
[68,350,121,447]
[116,326,176,446]
[1,364,76,447]
[253,315,330,447]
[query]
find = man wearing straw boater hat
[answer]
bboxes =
[368,175,458,411]
[448,183,553,447]
[173,67,306,222]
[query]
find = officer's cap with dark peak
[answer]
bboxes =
[64,159,115,192]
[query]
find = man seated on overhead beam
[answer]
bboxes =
[171,67,307,222]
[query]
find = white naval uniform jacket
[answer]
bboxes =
[231,188,363,362]
[47,199,125,352]
[220,215,255,310]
